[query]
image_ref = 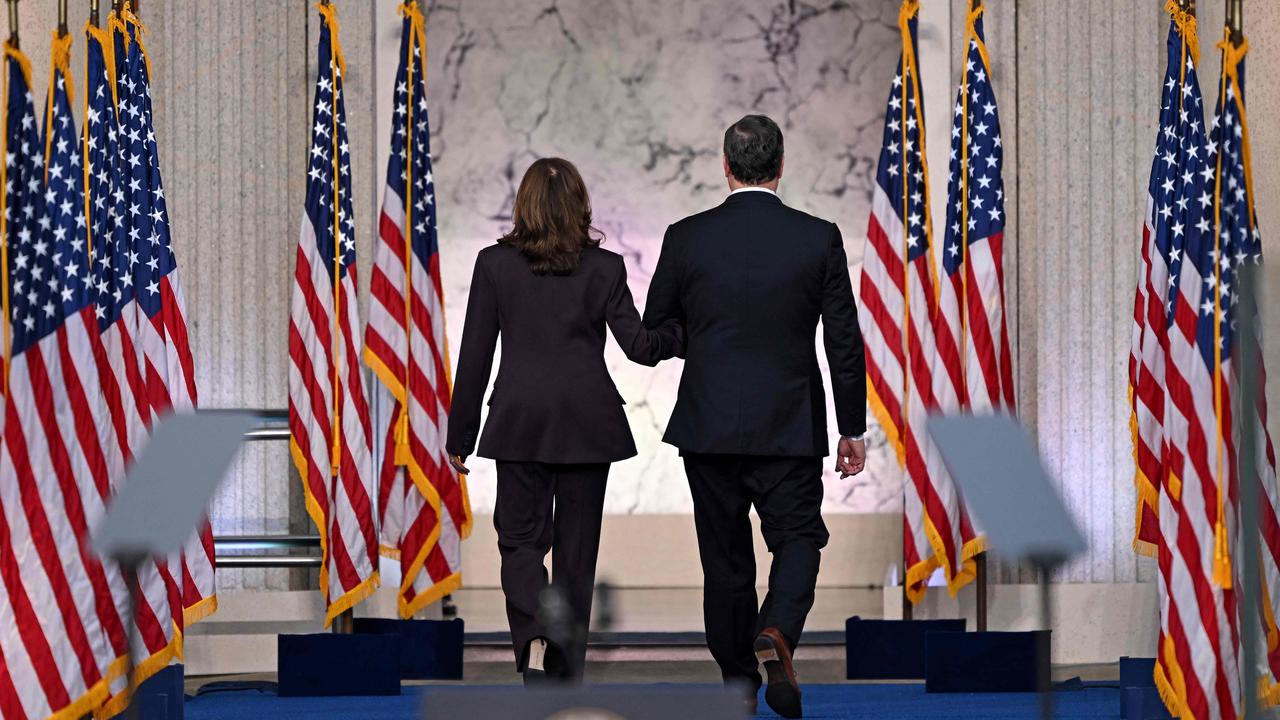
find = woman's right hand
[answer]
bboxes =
[448,454,470,475]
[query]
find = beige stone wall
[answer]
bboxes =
[977,0,1279,588]
[978,0,1169,585]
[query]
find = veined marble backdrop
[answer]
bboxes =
[402,0,949,513]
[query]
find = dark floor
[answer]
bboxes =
[184,682,1128,719]
[185,658,1120,694]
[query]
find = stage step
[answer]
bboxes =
[463,630,846,648]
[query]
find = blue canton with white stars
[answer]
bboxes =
[1149,22,1215,349]
[941,17,1004,276]
[1206,48,1260,368]
[306,18,358,282]
[43,63,91,323]
[86,30,135,332]
[873,12,929,263]
[1156,27,1217,370]
[116,25,177,320]
[6,56,56,355]
[385,16,439,270]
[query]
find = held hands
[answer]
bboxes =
[448,454,470,475]
[835,436,866,478]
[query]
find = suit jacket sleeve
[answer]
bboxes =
[446,253,499,458]
[642,226,686,359]
[821,223,867,437]
[606,254,684,366]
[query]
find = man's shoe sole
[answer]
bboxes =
[754,635,802,718]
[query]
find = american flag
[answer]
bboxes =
[44,31,145,715]
[1148,7,1242,717]
[288,2,380,625]
[1149,18,1280,717]
[925,4,1014,595]
[858,0,969,603]
[1211,27,1280,710]
[86,19,184,714]
[0,40,122,719]
[115,10,216,627]
[937,7,1015,416]
[364,1,472,618]
[1129,9,1185,561]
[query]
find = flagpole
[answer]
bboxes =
[965,0,991,637]
[6,0,16,49]
[1,0,15,398]
[397,3,417,466]
[90,0,99,27]
[320,0,355,637]
[1222,4,1260,717]
[898,0,914,622]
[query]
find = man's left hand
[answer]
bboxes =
[836,436,866,478]
[449,454,470,475]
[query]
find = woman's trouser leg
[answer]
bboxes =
[551,463,610,680]
[494,460,556,671]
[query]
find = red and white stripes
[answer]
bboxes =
[289,219,380,626]
[287,3,379,626]
[363,1,470,618]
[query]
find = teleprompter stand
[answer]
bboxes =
[927,413,1088,717]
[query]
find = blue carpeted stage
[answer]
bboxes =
[183,682,1122,719]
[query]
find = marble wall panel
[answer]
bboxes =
[414,0,952,514]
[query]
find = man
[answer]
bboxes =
[644,114,867,719]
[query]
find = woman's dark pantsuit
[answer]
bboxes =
[494,461,610,677]
[448,243,681,681]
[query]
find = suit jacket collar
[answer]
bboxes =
[723,189,784,207]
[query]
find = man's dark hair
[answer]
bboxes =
[723,114,784,185]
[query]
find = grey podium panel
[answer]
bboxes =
[926,413,1087,565]
[93,411,256,560]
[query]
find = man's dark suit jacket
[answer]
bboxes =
[447,243,683,464]
[643,189,866,457]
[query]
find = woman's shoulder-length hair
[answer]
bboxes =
[499,157,604,275]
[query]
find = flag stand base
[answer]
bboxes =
[924,629,1048,693]
[354,617,465,680]
[277,632,401,696]
[845,617,966,679]
[1118,657,1171,719]
[109,664,184,720]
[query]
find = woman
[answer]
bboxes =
[446,158,682,684]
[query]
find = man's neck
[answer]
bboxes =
[727,182,779,195]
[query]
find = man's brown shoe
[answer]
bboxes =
[754,628,801,718]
